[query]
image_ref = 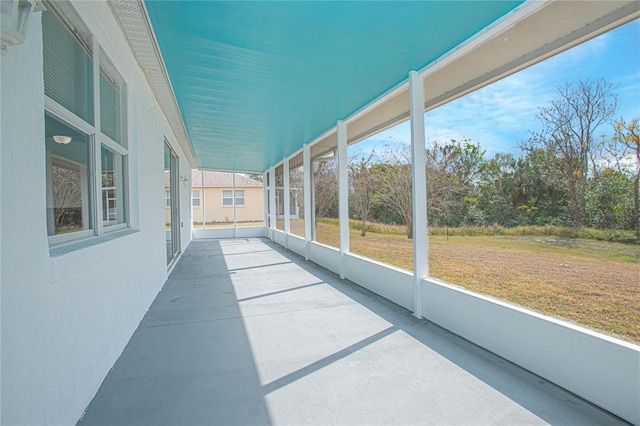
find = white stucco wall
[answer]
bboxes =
[0,3,192,425]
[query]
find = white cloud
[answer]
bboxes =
[353,20,638,160]
[421,67,558,155]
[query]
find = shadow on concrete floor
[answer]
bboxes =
[78,237,628,426]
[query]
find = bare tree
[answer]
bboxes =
[525,78,618,227]
[52,166,83,231]
[312,158,338,228]
[289,165,305,219]
[349,151,378,236]
[380,146,413,238]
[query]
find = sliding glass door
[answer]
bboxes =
[164,142,180,265]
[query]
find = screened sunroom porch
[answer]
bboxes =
[105,0,640,423]
[1,0,638,425]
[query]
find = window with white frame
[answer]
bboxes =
[222,190,233,206]
[43,6,128,244]
[222,190,245,207]
[235,190,245,206]
[192,189,200,207]
[165,190,171,207]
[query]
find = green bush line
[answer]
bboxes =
[317,218,639,244]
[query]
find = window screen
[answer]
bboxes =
[235,190,245,206]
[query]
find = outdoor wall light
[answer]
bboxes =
[53,135,72,145]
[1,0,45,55]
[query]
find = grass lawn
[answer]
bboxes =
[314,221,640,343]
[290,219,305,237]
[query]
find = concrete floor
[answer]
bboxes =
[78,238,627,426]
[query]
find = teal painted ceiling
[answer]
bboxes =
[145,1,524,173]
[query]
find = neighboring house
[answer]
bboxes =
[187,170,264,224]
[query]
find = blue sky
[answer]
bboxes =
[355,19,640,158]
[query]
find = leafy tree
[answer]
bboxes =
[516,148,570,226]
[426,139,485,227]
[612,118,640,230]
[478,153,523,226]
[586,169,635,229]
[369,163,403,225]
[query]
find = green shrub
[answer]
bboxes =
[317,218,639,244]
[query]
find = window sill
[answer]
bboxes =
[49,228,140,282]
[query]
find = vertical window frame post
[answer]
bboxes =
[201,170,205,229]
[262,171,268,236]
[283,156,290,249]
[337,120,349,279]
[410,70,427,319]
[232,172,237,237]
[91,35,103,237]
[303,143,312,260]
[269,166,276,241]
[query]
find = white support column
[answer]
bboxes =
[262,172,268,237]
[269,167,276,241]
[232,172,237,238]
[303,143,312,260]
[410,70,428,319]
[283,157,291,249]
[201,169,206,230]
[337,120,349,279]
[92,35,102,236]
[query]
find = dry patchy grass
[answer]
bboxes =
[290,219,305,238]
[314,221,640,343]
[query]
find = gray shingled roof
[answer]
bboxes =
[164,170,262,187]
[190,170,262,188]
